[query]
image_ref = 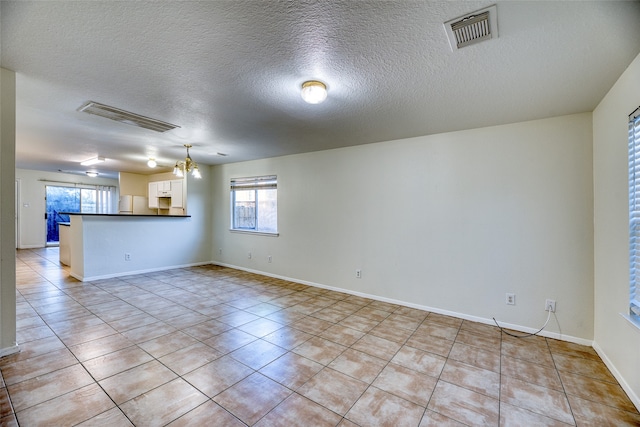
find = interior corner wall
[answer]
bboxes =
[15,169,118,249]
[212,112,594,342]
[148,171,178,183]
[118,171,148,196]
[1,67,18,356]
[593,51,640,408]
[184,165,213,263]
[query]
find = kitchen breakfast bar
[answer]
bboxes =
[60,213,202,282]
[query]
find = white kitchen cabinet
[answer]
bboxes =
[157,180,172,196]
[148,182,159,208]
[148,179,186,212]
[170,179,184,208]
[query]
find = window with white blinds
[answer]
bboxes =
[230,175,277,234]
[628,106,640,319]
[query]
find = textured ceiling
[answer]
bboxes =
[2,1,640,179]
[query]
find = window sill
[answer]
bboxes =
[229,229,279,237]
[620,312,640,333]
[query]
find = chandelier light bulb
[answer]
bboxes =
[192,165,201,179]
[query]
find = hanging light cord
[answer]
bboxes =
[492,309,552,338]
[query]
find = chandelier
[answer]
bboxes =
[173,144,201,179]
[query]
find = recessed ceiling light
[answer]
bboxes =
[80,156,105,166]
[301,80,327,104]
[86,171,98,177]
[147,158,157,168]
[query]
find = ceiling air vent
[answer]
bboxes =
[444,5,498,51]
[77,101,180,133]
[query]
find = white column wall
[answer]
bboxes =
[593,51,640,409]
[1,68,18,356]
[212,113,594,342]
[68,215,209,281]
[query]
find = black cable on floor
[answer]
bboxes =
[492,308,552,338]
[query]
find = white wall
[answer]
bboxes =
[1,68,18,356]
[593,52,640,408]
[118,171,148,196]
[212,113,594,342]
[15,168,118,248]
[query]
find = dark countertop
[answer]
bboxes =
[60,213,191,218]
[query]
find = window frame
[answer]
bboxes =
[230,175,278,236]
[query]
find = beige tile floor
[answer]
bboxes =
[1,248,639,426]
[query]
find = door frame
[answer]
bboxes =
[15,179,20,249]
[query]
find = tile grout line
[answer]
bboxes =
[334,308,397,425]
[545,337,577,426]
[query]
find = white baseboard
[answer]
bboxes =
[212,261,591,346]
[71,261,211,282]
[592,341,640,412]
[0,343,20,358]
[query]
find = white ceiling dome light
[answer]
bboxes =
[301,80,327,104]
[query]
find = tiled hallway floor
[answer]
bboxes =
[1,248,639,426]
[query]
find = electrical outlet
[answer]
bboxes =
[545,299,556,312]
[506,293,515,305]
[355,269,362,279]
[248,252,252,259]
[268,255,272,263]
[125,253,131,261]
[219,248,222,255]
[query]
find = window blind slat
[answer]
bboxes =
[629,114,640,318]
[230,175,277,191]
